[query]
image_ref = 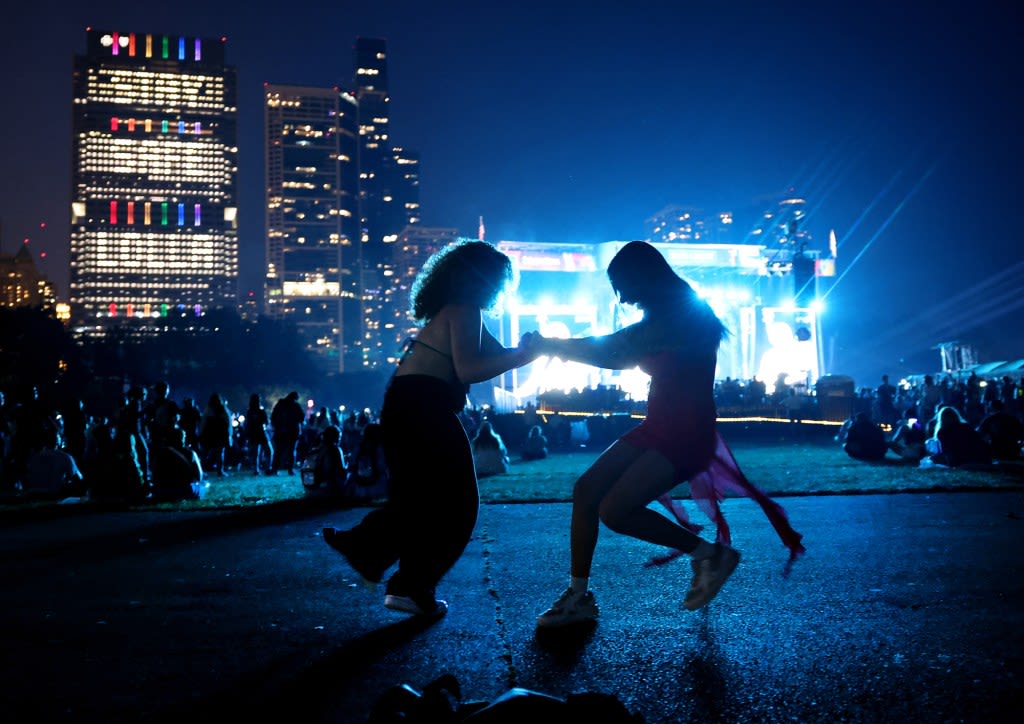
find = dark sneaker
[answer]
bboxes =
[536,587,599,628]
[322,527,383,587]
[384,593,448,618]
[684,543,741,611]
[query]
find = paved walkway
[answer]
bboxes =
[2,491,1023,722]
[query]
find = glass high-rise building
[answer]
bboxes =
[264,84,361,373]
[353,37,391,265]
[70,28,239,334]
[260,39,423,373]
[351,38,424,368]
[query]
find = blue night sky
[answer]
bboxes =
[1,0,1020,385]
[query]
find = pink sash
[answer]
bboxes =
[645,431,806,577]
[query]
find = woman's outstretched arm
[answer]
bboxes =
[535,325,646,370]
[450,305,538,383]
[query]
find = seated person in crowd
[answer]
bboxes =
[472,420,510,477]
[975,400,1022,461]
[150,428,204,502]
[344,422,389,498]
[887,406,927,462]
[842,412,888,462]
[521,424,549,461]
[83,420,148,502]
[302,424,349,498]
[928,405,992,468]
[22,428,85,499]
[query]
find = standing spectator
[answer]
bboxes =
[60,397,88,470]
[244,393,273,474]
[875,375,898,426]
[322,240,539,619]
[199,393,232,476]
[270,391,305,475]
[919,375,943,430]
[117,385,149,483]
[1000,375,1018,415]
[146,381,180,447]
[178,397,202,450]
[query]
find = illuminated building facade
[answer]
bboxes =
[376,226,459,364]
[351,38,424,368]
[0,242,56,310]
[261,39,421,371]
[70,28,239,334]
[353,37,391,266]
[264,84,360,372]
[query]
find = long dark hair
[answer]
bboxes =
[410,240,515,323]
[607,240,728,345]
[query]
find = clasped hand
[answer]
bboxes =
[518,330,549,356]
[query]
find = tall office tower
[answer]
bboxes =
[353,37,391,266]
[384,146,421,233]
[264,84,361,373]
[70,29,238,334]
[351,38,425,368]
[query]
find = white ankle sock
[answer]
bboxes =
[690,540,716,560]
[569,576,589,594]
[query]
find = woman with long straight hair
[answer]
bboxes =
[532,241,805,628]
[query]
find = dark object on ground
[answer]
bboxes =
[367,673,644,723]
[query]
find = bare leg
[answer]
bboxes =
[597,447,703,552]
[568,440,646,577]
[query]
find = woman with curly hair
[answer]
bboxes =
[323,240,539,619]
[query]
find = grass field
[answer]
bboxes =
[7,433,1019,518]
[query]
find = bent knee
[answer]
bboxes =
[571,476,605,509]
[598,501,637,534]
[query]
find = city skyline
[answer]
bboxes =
[1,1,1021,385]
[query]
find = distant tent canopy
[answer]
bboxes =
[963,359,1024,377]
[990,359,1024,375]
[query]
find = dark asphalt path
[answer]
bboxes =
[2,491,1023,723]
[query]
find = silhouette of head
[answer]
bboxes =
[607,240,693,309]
[410,240,515,322]
[322,425,341,446]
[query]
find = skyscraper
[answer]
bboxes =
[353,37,391,265]
[261,38,424,372]
[351,38,424,367]
[70,28,239,334]
[264,84,360,372]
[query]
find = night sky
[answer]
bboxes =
[2,1,1020,385]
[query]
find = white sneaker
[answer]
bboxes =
[536,587,599,628]
[383,594,448,619]
[684,543,740,611]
